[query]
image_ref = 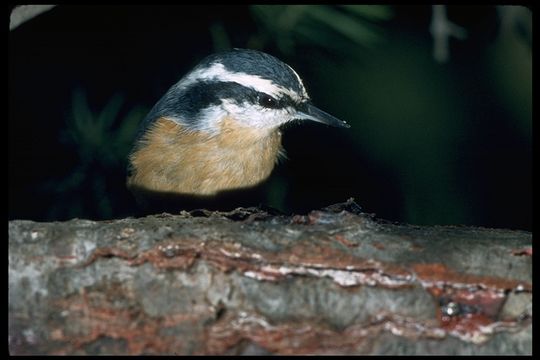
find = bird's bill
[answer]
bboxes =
[296,103,350,128]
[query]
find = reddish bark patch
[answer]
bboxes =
[511,247,532,257]
[413,263,531,343]
[204,311,436,355]
[49,284,213,354]
[412,263,531,292]
[83,239,414,289]
[334,234,359,248]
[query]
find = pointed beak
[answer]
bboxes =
[295,103,350,128]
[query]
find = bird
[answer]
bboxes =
[127,48,349,212]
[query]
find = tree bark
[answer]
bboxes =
[8,200,532,355]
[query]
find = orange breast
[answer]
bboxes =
[127,117,282,196]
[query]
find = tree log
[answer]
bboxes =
[8,200,532,355]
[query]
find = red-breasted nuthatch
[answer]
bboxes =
[127,49,349,207]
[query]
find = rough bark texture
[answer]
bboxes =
[9,200,532,355]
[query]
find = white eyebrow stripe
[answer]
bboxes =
[285,63,308,98]
[178,63,306,102]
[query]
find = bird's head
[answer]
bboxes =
[142,48,350,136]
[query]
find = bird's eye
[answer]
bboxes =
[258,93,278,108]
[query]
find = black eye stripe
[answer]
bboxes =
[176,80,297,111]
[258,93,278,108]
[257,92,296,109]
[144,80,302,133]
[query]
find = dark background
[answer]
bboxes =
[8,5,532,230]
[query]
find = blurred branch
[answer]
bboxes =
[9,5,56,31]
[496,6,532,48]
[430,5,467,63]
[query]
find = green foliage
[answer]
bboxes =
[63,90,143,166]
[249,5,392,54]
[44,90,147,219]
[209,21,232,52]
[487,30,532,144]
